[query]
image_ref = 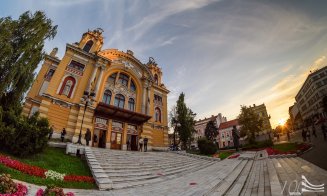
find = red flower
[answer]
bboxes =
[64,175,95,183]
[228,154,240,159]
[0,155,46,178]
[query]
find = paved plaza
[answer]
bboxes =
[278,128,327,171]
[21,147,327,196]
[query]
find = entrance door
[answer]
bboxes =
[110,132,122,150]
[98,130,107,148]
[131,135,138,151]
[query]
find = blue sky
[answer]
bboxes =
[2,0,327,127]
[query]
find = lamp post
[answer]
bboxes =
[77,90,95,145]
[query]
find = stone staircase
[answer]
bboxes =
[81,148,327,196]
[84,147,217,190]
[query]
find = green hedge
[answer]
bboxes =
[242,139,273,150]
[0,108,51,157]
[197,138,218,155]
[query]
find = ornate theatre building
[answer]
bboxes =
[23,29,169,150]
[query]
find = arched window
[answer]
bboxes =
[102,90,112,105]
[155,107,161,122]
[114,94,125,108]
[118,73,129,86]
[108,72,117,83]
[59,76,76,98]
[154,74,159,85]
[128,98,135,111]
[83,40,93,52]
[130,80,136,92]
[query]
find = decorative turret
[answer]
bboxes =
[147,57,163,86]
[78,28,104,53]
[49,47,58,57]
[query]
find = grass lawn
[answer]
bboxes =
[4,147,92,176]
[0,147,96,189]
[272,143,298,152]
[218,151,234,160]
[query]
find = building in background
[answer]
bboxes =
[249,103,272,141]
[289,103,303,130]
[295,66,327,125]
[193,113,227,141]
[217,119,240,149]
[23,29,169,150]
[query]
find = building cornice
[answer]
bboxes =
[45,54,60,64]
[66,44,96,60]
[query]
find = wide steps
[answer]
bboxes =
[225,159,254,196]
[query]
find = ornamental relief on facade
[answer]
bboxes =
[111,58,142,78]
[104,81,136,99]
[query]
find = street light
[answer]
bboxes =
[77,90,95,145]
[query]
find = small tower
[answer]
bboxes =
[147,57,163,86]
[78,28,104,53]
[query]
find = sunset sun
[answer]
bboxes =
[278,118,286,126]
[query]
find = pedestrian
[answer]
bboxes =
[143,137,148,152]
[287,130,290,141]
[138,137,143,152]
[232,125,240,151]
[61,128,67,142]
[322,123,327,141]
[93,134,98,147]
[127,139,130,151]
[48,125,54,140]
[312,125,317,138]
[302,128,307,142]
[306,127,311,142]
[85,128,91,146]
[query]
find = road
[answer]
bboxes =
[278,127,327,170]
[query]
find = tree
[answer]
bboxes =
[204,120,218,142]
[0,11,57,113]
[170,93,196,150]
[238,105,263,144]
[0,11,56,156]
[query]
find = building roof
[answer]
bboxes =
[219,119,239,130]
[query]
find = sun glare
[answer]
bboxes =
[278,118,286,126]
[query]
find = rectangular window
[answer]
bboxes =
[112,121,123,128]
[68,60,85,71]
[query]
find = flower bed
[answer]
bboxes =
[266,143,311,156]
[0,154,94,183]
[64,175,94,183]
[228,154,240,159]
[0,174,28,196]
[0,155,46,178]
[36,187,74,196]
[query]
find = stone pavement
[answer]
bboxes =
[279,129,327,170]
[22,149,327,196]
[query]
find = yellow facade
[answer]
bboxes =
[23,29,169,150]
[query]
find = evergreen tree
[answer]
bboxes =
[172,93,196,150]
[204,120,218,142]
[0,11,57,113]
[238,105,263,144]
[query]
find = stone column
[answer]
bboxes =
[94,65,105,95]
[146,86,151,115]
[87,63,99,92]
[142,85,147,114]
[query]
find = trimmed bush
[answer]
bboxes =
[0,109,51,157]
[242,139,273,150]
[197,138,218,155]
